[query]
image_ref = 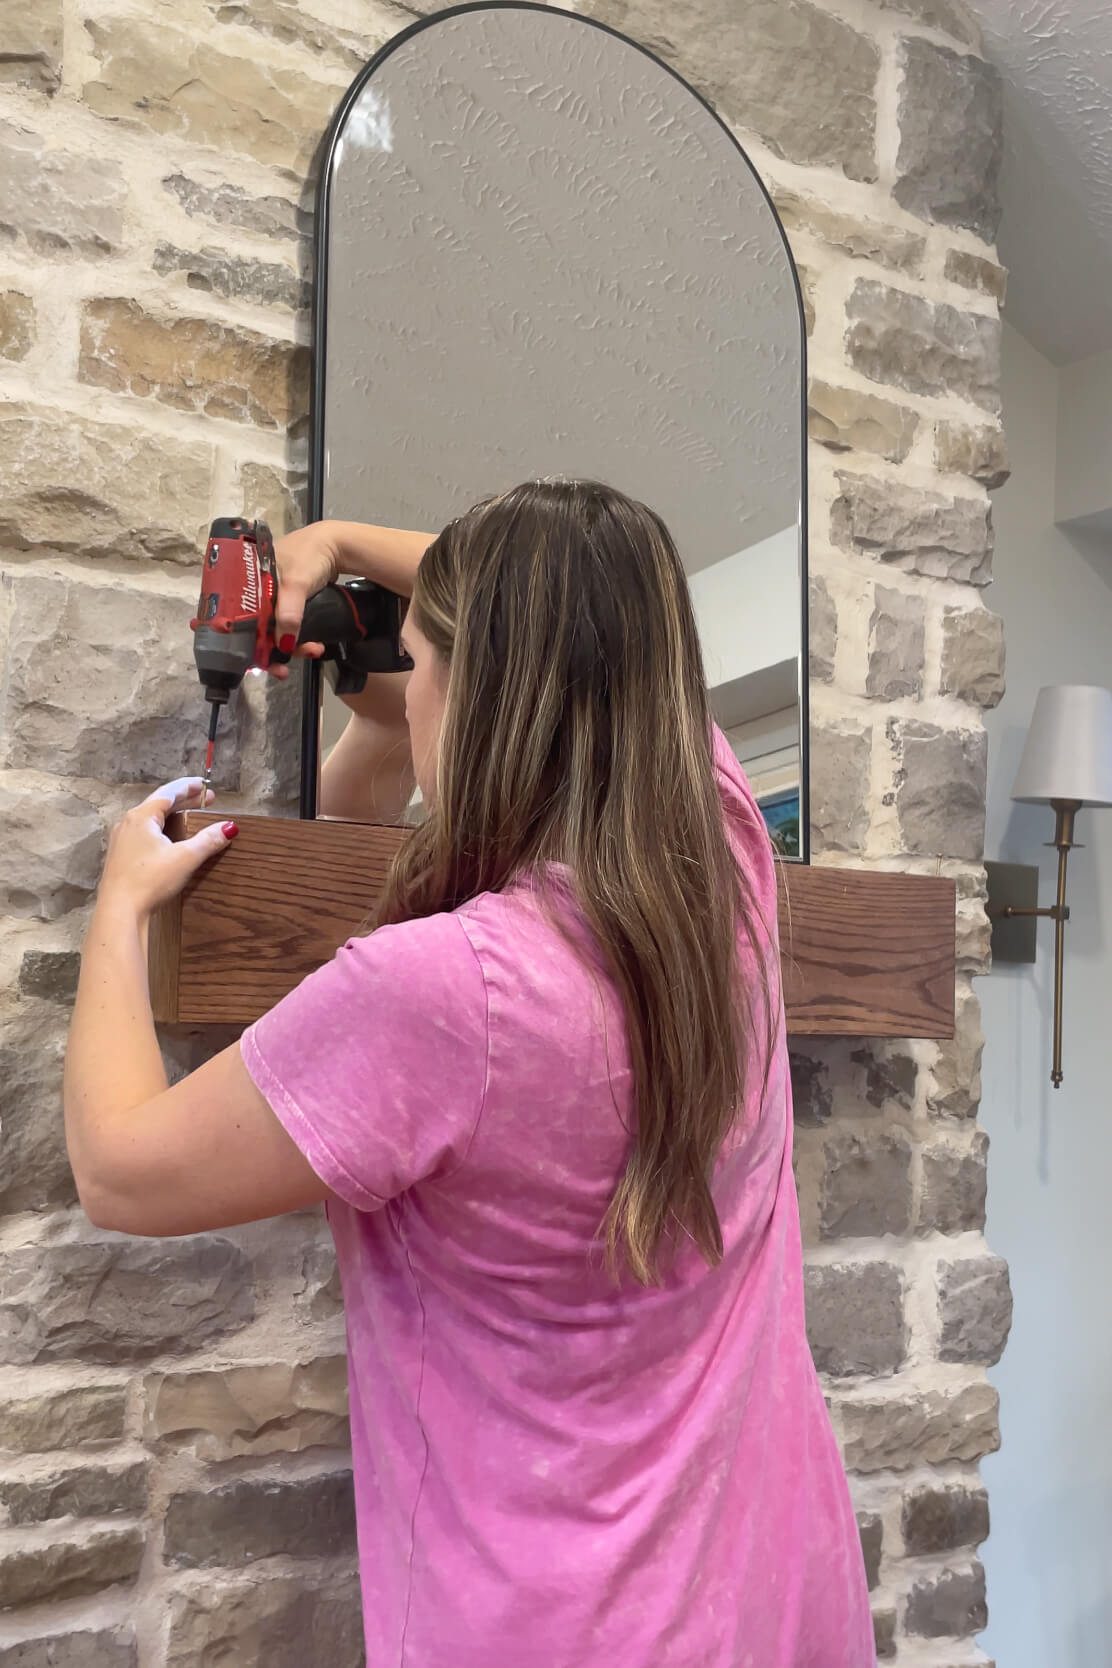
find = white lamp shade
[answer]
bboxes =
[1011,684,1112,806]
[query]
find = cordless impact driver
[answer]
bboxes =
[190,517,413,797]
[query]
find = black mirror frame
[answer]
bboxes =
[301,0,810,860]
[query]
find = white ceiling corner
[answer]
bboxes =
[965,0,1112,365]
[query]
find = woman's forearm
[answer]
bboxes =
[319,669,414,822]
[64,901,167,1212]
[320,712,414,822]
[308,522,431,820]
[327,522,436,595]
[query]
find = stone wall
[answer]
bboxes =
[0,0,1008,1663]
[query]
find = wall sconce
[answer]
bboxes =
[986,685,1112,1089]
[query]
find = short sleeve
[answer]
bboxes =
[712,727,774,862]
[241,911,489,1211]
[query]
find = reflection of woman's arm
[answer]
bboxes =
[274,520,435,823]
[320,672,414,824]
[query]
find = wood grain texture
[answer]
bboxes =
[150,814,955,1037]
[150,813,408,1027]
[777,864,954,1038]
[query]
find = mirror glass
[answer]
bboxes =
[310,2,807,858]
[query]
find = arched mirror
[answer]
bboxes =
[303,0,809,859]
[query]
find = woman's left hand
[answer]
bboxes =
[97,779,239,919]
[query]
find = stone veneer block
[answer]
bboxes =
[808,723,871,854]
[905,1563,988,1637]
[82,18,343,174]
[0,293,34,361]
[808,576,836,684]
[78,299,310,432]
[940,605,1006,706]
[888,718,987,859]
[820,1129,914,1238]
[789,1050,834,1127]
[872,1607,897,1658]
[945,247,1007,302]
[163,1472,357,1567]
[165,1572,364,1668]
[16,950,81,1005]
[0,1633,136,1668]
[937,1255,1013,1364]
[928,982,985,1120]
[152,242,309,312]
[0,402,213,564]
[857,1512,883,1589]
[846,278,1001,414]
[867,584,925,700]
[902,1483,990,1553]
[0,1526,144,1609]
[0,2,63,93]
[935,417,1010,488]
[808,382,919,462]
[838,1381,1000,1473]
[831,470,993,586]
[0,1385,127,1454]
[0,1004,75,1214]
[3,573,240,789]
[853,1045,918,1112]
[876,0,983,47]
[0,1460,149,1526]
[208,0,398,72]
[239,462,308,538]
[0,1240,254,1365]
[895,39,1002,241]
[773,189,926,272]
[297,1240,345,1321]
[145,1357,349,1460]
[162,172,307,242]
[804,1262,907,1377]
[580,0,880,179]
[919,1131,988,1234]
[0,122,125,256]
[0,777,103,922]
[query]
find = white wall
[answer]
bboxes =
[687,523,800,707]
[980,323,1112,1666]
[1056,343,1112,529]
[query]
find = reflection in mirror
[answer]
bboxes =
[310,3,807,857]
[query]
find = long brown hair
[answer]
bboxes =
[376,480,775,1282]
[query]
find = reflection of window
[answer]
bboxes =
[723,713,799,858]
[757,788,800,860]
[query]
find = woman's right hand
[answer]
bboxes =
[269,521,343,677]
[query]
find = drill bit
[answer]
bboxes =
[200,701,221,803]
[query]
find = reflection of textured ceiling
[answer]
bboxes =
[322,5,802,573]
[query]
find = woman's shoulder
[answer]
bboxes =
[336,909,487,1016]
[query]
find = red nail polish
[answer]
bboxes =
[222,821,239,839]
[279,634,297,654]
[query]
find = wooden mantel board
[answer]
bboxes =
[150,813,955,1038]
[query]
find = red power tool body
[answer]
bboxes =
[191,518,285,700]
[190,516,412,791]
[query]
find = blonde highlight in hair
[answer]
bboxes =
[375,480,775,1283]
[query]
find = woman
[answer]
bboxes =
[65,481,873,1667]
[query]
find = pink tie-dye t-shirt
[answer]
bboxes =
[241,729,873,1667]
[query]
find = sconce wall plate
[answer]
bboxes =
[985,861,1039,964]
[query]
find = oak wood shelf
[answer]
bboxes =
[150,813,955,1038]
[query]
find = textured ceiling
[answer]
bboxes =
[967,0,1112,364]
